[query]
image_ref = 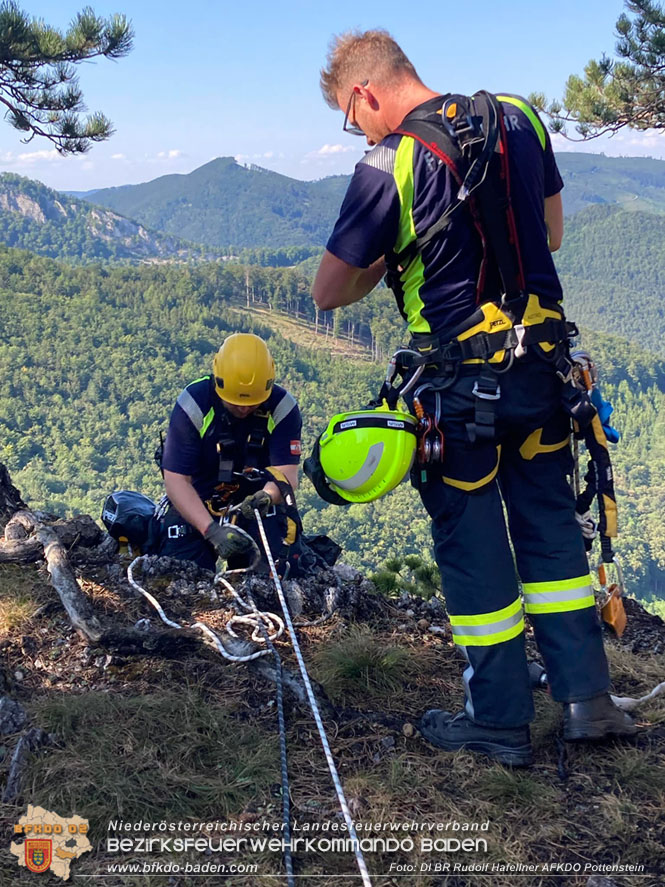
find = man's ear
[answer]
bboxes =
[358,83,379,110]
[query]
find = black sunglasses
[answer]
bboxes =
[343,80,369,136]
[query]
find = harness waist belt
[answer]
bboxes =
[411,318,577,364]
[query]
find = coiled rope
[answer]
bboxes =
[126,556,295,885]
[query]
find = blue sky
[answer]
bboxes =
[1,0,661,191]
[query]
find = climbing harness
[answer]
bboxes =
[393,91,527,301]
[569,349,626,635]
[388,91,588,443]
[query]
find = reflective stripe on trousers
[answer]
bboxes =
[523,574,595,614]
[450,597,524,647]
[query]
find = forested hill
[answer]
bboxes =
[76,152,665,250]
[1,242,664,607]
[555,204,665,355]
[0,173,215,263]
[79,157,350,249]
[555,152,665,216]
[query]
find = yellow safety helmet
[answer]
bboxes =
[213,334,275,405]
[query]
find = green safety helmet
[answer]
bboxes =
[304,405,418,505]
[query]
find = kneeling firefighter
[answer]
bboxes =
[309,30,638,766]
[157,333,304,575]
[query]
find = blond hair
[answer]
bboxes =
[320,29,421,108]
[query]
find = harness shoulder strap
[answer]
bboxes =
[393,91,527,303]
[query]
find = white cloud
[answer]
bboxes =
[300,142,362,169]
[156,149,184,159]
[234,151,279,165]
[0,148,62,166]
[111,153,126,160]
[315,143,355,156]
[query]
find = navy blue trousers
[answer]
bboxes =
[411,356,610,727]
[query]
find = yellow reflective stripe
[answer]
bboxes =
[394,138,416,252]
[393,137,430,334]
[603,493,618,537]
[522,574,592,594]
[443,445,501,491]
[450,595,522,627]
[519,428,569,461]
[590,414,609,450]
[523,574,595,615]
[525,596,595,615]
[267,415,276,433]
[453,618,524,647]
[450,596,524,647]
[200,406,215,438]
[496,95,546,150]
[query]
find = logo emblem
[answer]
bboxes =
[25,839,52,873]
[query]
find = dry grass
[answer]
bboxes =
[1,566,664,887]
[229,304,372,361]
[0,564,50,633]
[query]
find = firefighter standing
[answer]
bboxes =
[312,30,637,765]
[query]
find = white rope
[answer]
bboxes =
[253,509,373,887]
[127,556,278,662]
[611,682,665,712]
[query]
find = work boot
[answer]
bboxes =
[419,710,533,767]
[563,693,639,741]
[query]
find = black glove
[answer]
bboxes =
[238,489,273,520]
[204,522,256,560]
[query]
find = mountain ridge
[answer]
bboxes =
[0,172,217,263]
[69,152,665,250]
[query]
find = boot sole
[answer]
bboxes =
[420,725,533,767]
[564,720,639,742]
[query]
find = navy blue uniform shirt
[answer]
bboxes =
[327,93,564,337]
[162,376,302,501]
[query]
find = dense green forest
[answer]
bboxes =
[1,243,664,610]
[82,157,351,249]
[554,152,665,216]
[556,205,665,354]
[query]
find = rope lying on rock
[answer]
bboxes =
[126,555,295,885]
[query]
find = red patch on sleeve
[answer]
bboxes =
[290,440,302,455]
